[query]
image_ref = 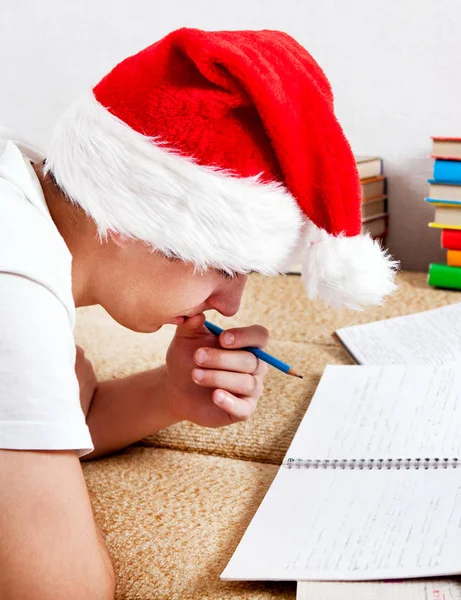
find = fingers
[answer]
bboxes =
[192,367,264,397]
[194,347,261,374]
[218,324,269,350]
[212,389,255,423]
[191,344,270,424]
[174,313,206,338]
[189,323,271,425]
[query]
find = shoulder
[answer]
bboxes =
[0,273,77,387]
[0,144,74,325]
[0,272,93,456]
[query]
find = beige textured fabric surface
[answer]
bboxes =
[205,271,461,344]
[74,271,461,599]
[82,447,295,600]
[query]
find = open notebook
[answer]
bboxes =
[297,579,461,600]
[221,365,461,582]
[334,302,461,365]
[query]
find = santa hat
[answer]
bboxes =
[45,27,397,310]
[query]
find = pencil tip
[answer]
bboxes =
[287,368,303,379]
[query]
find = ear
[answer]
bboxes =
[108,230,132,248]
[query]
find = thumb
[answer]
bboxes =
[174,313,207,339]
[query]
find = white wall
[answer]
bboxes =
[2,0,461,270]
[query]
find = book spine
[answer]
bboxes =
[441,228,461,250]
[283,458,460,470]
[426,197,461,206]
[428,263,461,289]
[433,159,461,184]
[447,249,461,267]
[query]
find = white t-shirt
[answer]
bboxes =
[0,127,93,457]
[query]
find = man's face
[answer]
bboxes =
[95,237,248,333]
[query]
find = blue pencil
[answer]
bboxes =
[204,320,303,379]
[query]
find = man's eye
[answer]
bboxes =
[218,270,235,281]
[163,253,181,262]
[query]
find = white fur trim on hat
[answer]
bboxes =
[44,92,304,276]
[299,222,399,310]
[45,92,398,309]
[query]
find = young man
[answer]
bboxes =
[0,28,396,599]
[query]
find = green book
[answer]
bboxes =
[428,263,461,290]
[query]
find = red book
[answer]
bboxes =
[441,228,461,250]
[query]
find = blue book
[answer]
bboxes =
[425,197,461,206]
[433,160,461,184]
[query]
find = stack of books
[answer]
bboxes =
[427,137,461,290]
[356,155,388,243]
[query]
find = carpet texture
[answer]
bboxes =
[83,447,295,600]
[75,272,461,599]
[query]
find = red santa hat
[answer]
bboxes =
[45,27,397,310]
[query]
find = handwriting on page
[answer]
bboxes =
[221,364,461,582]
[283,469,461,577]
[298,579,461,600]
[222,467,461,580]
[287,366,461,459]
[336,303,461,365]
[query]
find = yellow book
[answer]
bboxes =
[447,249,461,267]
[431,205,461,228]
[429,222,461,231]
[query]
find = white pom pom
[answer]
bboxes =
[301,225,399,310]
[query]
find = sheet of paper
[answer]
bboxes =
[286,365,461,460]
[221,365,461,581]
[335,303,461,365]
[297,579,461,600]
[221,467,461,581]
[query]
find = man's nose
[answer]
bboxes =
[207,275,247,317]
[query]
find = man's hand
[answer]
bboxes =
[163,313,270,427]
[77,316,270,460]
[75,346,97,417]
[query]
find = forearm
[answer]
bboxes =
[81,365,181,460]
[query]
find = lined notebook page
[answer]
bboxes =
[335,303,461,365]
[288,365,461,459]
[222,468,461,580]
[221,366,461,581]
[297,579,461,600]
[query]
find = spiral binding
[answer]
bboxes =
[283,457,460,470]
